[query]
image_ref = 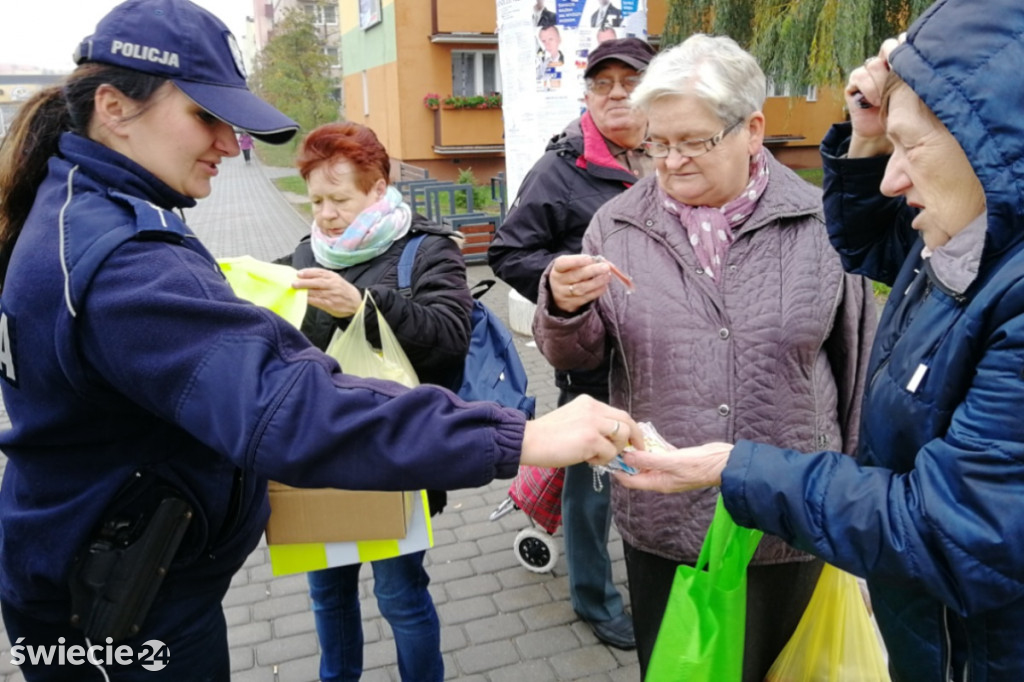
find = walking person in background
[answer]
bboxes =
[276,122,471,682]
[238,130,254,164]
[615,2,1024,678]
[0,0,641,678]
[488,37,656,651]
[532,34,876,680]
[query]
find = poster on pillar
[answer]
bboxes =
[496,0,648,201]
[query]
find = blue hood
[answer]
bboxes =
[891,0,1024,257]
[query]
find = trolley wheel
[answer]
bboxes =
[514,528,558,573]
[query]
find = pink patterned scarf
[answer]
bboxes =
[659,151,770,281]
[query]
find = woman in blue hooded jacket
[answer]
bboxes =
[615,1,1024,679]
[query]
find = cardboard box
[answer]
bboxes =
[265,482,415,545]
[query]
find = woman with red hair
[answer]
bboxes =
[278,122,469,681]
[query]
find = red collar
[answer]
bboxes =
[575,111,631,175]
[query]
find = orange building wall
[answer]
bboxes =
[343,0,840,179]
[342,63,402,151]
[394,1,506,181]
[648,1,668,36]
[435,0,495,34]
[763,86,846,168]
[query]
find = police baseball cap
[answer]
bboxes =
[584,37,657,79]
[74,0,299,144]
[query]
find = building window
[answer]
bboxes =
[359,0,382,29]
[452,51,502,97]
[305,3,337,25]
[766,79,818,101]
[324,46,340,66]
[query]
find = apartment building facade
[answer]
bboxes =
[253,0,345,110]
[296,1,845,180]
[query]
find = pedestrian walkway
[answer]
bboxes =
[0,153,637,681]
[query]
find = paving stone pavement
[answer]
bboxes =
[0,153,639,681]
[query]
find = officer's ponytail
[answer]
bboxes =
[0,64,165,283]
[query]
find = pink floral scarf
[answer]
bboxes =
[659,151,770,281]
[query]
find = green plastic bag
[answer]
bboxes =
[646,496,763,682]
[326,290,419,388]
[217,255,307,329]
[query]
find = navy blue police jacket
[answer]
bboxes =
[720,1,1024,679]
[0,133,525,621]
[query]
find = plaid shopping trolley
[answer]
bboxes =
[489,465,565,572]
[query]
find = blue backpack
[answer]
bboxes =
[398,234,536,418]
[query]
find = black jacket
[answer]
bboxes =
[279,215,473,515]
[280,215,472,389]
[488,116,638,397]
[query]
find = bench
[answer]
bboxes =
[397,179,447,215]
[423,183,478,223]
[397,162,430,183]
[443,214,499,264]
[489,172,508,225]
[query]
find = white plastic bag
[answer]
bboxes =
[325,290,418,388]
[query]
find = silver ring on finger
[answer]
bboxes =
[610,420,620,438]
[569,284,576,296]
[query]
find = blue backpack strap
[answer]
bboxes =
[397,233,428,298]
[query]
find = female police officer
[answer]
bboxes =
[0,1,640,679]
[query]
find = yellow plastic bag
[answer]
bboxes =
[326,290,418,388]
[217,255,307,329]
[765,563,890,682]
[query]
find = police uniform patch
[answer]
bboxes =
[0,310,18,387]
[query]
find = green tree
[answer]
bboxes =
[250,8,338,133]
[662,0,934,88]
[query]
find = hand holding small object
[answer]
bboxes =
[593,255,635,293]
[520,395,644,469]
[293,268,362,317]
[549,254,612,313]
[846,35,905,158]
[615,442,732,493]
[593,421,667,476]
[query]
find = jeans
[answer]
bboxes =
[1,591,230,681]
[559,388,626,624]
[307,550,442,682]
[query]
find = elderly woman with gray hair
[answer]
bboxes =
[532,34,877,680]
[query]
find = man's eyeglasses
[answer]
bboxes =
[641,119,745,159]
[586,75,643,95]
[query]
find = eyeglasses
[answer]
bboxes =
[641,119,745,159]
[586,75,643,95]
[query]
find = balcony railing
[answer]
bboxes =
[432,108,504,151]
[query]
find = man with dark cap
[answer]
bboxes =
[488,37,656,651]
